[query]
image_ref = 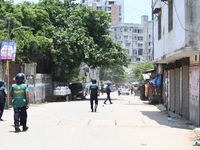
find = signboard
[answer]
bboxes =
[0,41,17,60]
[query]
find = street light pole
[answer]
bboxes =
[4,21,30,109]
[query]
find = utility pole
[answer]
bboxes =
[5,17,11,109]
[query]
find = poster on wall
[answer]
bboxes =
[0,41,16,60]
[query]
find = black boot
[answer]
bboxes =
[23,126,29,131]
[15,127,21,132]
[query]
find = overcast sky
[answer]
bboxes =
[13,0,152,24]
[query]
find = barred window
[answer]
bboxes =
[158,13,161,40]
[168,0,173,32]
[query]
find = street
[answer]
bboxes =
[0,92,200,150]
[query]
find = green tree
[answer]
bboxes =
[100,66,129,83]
[132,61,154,84]
[0,0,129,83]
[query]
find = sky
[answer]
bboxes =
[13,0,152,24]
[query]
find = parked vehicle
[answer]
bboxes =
[120,87,130,95]
[69,83,85,100]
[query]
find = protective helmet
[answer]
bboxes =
[91,78,96,84]
[15,73,25,84]
[0,79,4,86]
[107,82,111,86]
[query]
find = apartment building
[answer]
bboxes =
[111,15,153,63]
[81,0,124,24]
[152,0,200,125]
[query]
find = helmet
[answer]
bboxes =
[91,78,96,84]
[107,82,111,86]
[0,79,4,86]
[15,73,25,84]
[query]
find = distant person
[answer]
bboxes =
[10,73,29,132]
[89,79,100,112]
[117,86,121,96]
[104,83,113,104]
[0,79,8,121]
[101,84,104,95]
[131,86,134,95]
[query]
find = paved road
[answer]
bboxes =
[0,92,199,150]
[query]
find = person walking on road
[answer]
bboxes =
[89,79,100,112]
[104,83,113,104]
[117,86,121,96]
[10,73,30,132]
[0,79,8,121]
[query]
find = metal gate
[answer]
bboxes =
[181,58,189,119]
[175,68,180,114]
[170,69,175,111]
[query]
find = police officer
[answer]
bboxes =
[10,73,29,132]
[89,79,100,112]
[0,79,8,121]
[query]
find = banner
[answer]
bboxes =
[0,41,17,60]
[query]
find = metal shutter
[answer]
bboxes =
[175,68,180,114]
[181,58,189,119]
[170,69,175,111]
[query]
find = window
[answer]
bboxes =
[168,0,173,32]
[138,44,143,47]
[97,7,102,10]
[133,49,137,55]
[138,37,143,41]
[124,36,128,40]
[149,42,151,46]
[149,49,151,53]
[158,13,161,40]
[125,43,130,48]
[149,35,151,39]
[133,28,137,33]
[136,58,140,61]
[138,29,143,34]
[124,28,128,32]
[138,49,143,55]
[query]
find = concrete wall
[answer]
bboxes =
[22,63,53,104]
[153,0,185,61]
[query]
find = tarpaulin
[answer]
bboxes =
[149,75,162,88]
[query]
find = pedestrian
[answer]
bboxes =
[101,84,104,95]
[117,86,121,96]
[0,79,8,121]
[10,73,29,132]
[131,86,134,95]
[89,79,100,112]
[104,83,113,104]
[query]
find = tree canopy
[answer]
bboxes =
[132,61,154,84]
[0,0,129,82]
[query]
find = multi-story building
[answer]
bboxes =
[152,0,200,125]
[81,0,124,24]
[111,15,153,63]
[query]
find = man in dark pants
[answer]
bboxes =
[104,83,113,104]
[89,79,100,112]
[10,73,29,132]
[0,79,8,121]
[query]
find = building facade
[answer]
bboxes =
[111,15,153,63]
[152,0,200,125]
[81,0,124,24]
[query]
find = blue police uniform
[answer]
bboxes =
[0,86,8,120]
[89,83,99,112]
